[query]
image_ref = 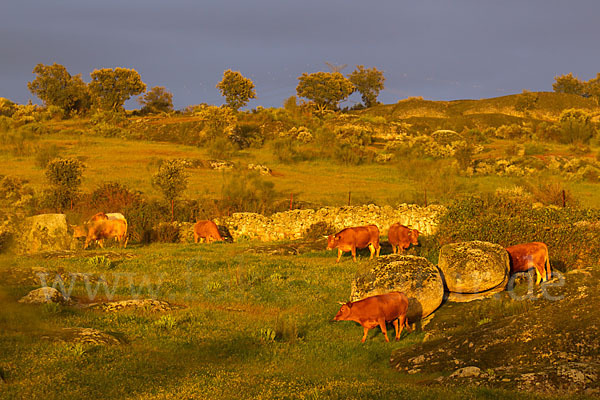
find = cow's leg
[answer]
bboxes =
[368,243,375,259]
[351,246,357,262]
[123,236,128,249]
[336,249,343,263]
[98,239,105,249]
[379,319,390,342]
[361,326,369,343]
[375,244,380,258]
[534,267,542,285]
[395,315,406,340]
[391,245,397,255]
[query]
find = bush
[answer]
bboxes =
[220,171,278,214]
[523,142,547,156]
[207,136,236,159]
[123,199,167,243]
[436,194,600,270]
[89,182,142,213]
[153,222,180,243]
[558,109,596,144]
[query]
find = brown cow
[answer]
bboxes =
[83,219,128,249]
[77,212,127,247]
[506,242,551,285]
[388,223,419,254]
[333,292,410,343]
[193,220,224,243]
[326,225,381,263]
[89,212,126,223]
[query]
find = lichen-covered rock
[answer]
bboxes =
[18,287,71,305]
[45,328,121,345]
[438,241,509,301]
[350,255,444,321]
[85,299,177,312]
[17,213,76,254]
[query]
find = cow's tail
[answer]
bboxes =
[545,244,551,281]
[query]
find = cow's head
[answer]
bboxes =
[326,235,338,250]
[333,301,353,321]
[71,225,87,239]
[409,229,420,245]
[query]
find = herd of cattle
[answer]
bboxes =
[72,213,552,343]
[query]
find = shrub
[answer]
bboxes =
[89,182,142,213]
[153,222,180,243]
[45,158,85,210]
[558,109,596,144]
[303,221,337,239]
[333,124,372,146]
[123,199,167,243]
[220,171,278,214]
[207,136,236,159]
[436,194,600,270]
[523,142,547,156]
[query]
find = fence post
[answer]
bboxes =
[290,192,293,210]
[562,189,566,207]
[348,191,351,206]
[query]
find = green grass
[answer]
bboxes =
[0,242,570,399]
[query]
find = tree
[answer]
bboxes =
[552,73,585,95]
[138,86,173,114]
[558,108,596,144]
[27,63,91,115]
[216,70,256,111]
[45,158,85,210]
[347,65,385,108]
[151,160,188,221]
[88,67,146,111]
[584,73,600,105]
[296,72,354,110]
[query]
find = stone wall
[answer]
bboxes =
[204,204,446,242]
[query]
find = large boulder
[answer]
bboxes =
[17,213,75,254]
[438,240,509,302]
[350,255,445,321]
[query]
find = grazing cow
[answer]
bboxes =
[81,212,127,247]
[193,220,224,243]
[83,219,128,249]
[506,242,551,285]
[388,223,419,254]
[89,212,126,223]
[332,292,410,343]
[326,225,381,263]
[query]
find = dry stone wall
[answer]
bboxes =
[208,204,445,242]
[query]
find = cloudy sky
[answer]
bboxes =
[2,0,599,109]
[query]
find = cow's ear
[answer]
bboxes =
[346,301,353,308]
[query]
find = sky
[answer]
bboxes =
[1,0,600,110]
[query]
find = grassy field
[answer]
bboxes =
[0,241,588,400]
[2,93,600,398]
[1,129,599,209]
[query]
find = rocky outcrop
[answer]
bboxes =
[17,213,76,254]
[18,287,72,305]
[43,328,122,345]
[438,241,510,302]
[213,204,444,242]
[84,299,177,312]
[350,255,445,321]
